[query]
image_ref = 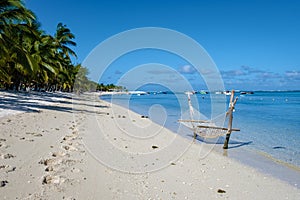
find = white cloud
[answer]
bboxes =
[178,65,197,74]
[285,70,300,80]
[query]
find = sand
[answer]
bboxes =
[0,91,299,199]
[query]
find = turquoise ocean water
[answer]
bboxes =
[101,91,300,183]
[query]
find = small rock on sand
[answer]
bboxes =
[217,189,226,193]
[63,145,70,150]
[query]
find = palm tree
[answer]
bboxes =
[0,0,35,28]
[0,0,38,89]
[24,23,78,92]
[0,1,91,93]
[51,23,77,92]
[54,23,77,60]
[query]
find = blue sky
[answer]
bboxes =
[25,0,300,91]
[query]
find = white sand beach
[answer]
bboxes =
[0,91,299,199]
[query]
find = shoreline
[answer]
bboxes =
[100,95,300,188]
[256,150,300,173]
[216,145,300,188]
[0,91,299,199]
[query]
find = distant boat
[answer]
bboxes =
[240,91,254,95]
[99,90,148,96]
[199,90,208,94]
[223,91,232,96]
[185,91,195,95]
[215,91,222,94]
[99,91,128,96]
[128,91,148,95]
[158,91,168,94]
[214,91,236,95]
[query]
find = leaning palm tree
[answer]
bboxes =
[0,0,39,89]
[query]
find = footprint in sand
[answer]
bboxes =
[39,158,62,166]
[62,135,77,141]
[70,167,82,173]
[0,180,8,187]
[0,143,9,148]
[0,165,16,173]
[42,175,64,185]
[0,139,7,148]
[45,166,54,172]
[62,145,78,152]
[51,151,67,157]
[1,153,15,159]
[26,132,43,137]
[62,196,76,200]
[62,159,78,167]
[39,157,64,173]
[6,166,16,173]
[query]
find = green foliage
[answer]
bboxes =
[0,0,123,93]
[0,0,85,92]
[96,83,125,91]
[73,65,96,94]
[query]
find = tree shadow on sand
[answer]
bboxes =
[0,91,109,116]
